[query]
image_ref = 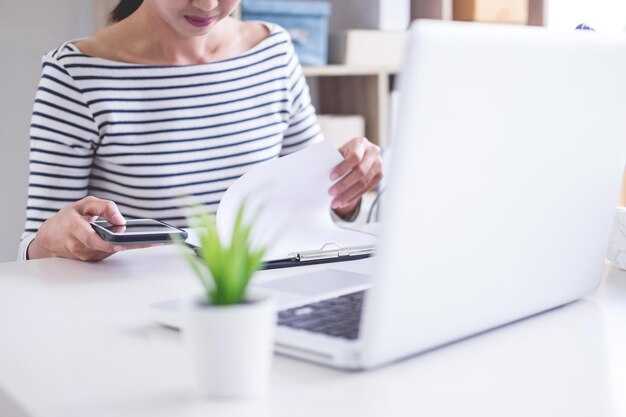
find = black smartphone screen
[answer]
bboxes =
[90,219,188,244]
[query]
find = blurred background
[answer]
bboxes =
[0,0,625,262]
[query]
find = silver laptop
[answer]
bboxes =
[153,20,626,370]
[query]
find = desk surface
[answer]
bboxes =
[0,246,625,417]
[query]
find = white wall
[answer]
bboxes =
[0,1,93,262]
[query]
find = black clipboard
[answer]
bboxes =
[185,242,375,270]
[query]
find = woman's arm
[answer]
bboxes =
[19,48,127,261]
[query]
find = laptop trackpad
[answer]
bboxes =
[253,269,370,307]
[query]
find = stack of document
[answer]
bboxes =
[189,141,377,267]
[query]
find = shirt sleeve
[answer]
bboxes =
[280,42,324,156]
[18,49,98,260]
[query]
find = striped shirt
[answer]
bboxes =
[18,23,323,260]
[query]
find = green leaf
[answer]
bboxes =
[180,199,270,305]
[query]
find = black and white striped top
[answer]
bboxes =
[19,23,323,260]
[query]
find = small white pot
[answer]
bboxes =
[183,295,275,400]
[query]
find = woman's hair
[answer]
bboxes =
[109,0,143,23]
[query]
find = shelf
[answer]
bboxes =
[303,65,400,77]
[304,68,395,147]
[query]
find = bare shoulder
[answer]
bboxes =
[72,24,128,60]
[72,36,105,58]
[233,18,271,50]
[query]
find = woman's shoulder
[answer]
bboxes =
[71,37,108,60]
[70,23,134,63]
[235,18,289,39]
[227,19,294,58]
[237,19,272,46]
[232,19,295,50]
[38,41,86,72]
[43,19,293,68]
[65,19,290,64]
[40,24,125,64]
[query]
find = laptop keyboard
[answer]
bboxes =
[277,291,365,340]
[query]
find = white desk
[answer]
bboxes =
[0,246,625,417]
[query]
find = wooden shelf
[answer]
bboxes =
[411,0,544,25]
[303,67,397,148]
[303,65,399,77]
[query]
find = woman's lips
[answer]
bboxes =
[185,15,214,28]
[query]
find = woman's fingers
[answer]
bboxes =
[330,153,376,207]
[73,221,122,254]
[29,196,155,261]
[65,235,115,262]
[335,169,382,209]
[330,138,366,180]
[75,196,126,225]
[330,139,382,209]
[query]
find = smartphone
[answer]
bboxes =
[90,219,188,245]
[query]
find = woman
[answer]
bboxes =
[19,0,383,261]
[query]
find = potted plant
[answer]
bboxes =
[178,203,274,399]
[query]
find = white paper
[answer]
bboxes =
[215,140,376,260]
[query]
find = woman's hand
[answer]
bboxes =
[329,137,383,219]
[28,196,131,261]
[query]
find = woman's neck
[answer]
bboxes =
[110,3,231,65]
[75,5,268,66]
[127,2,231,65]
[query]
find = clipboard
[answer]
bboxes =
[185,242,375,270]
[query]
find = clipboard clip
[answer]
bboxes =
[187,241,376,270]
[288,243,376,262]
